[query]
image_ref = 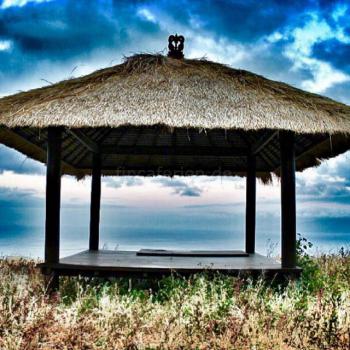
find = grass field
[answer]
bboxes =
[0,238,349,349]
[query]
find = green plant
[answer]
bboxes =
[296,234,326,293]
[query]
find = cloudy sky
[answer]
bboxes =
[0,0,349,255]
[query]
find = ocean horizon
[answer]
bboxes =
[1,205,349,259]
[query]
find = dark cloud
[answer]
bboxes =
[1,1,126,58]
[148,0,314,42]
[0,0,166,93]
[310,1,350,71]
[104,176,144,189]
[313,40,350,74]
[179,187,202,197]
[152,177,202,197]
[0,0,349,100]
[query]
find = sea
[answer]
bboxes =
[0,205,349,259]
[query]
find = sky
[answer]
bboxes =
[0,0,350,256]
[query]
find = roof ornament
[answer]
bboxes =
[168,34,185,59]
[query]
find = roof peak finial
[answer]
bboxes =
[168,34,185,59]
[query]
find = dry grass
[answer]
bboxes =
[0,249,349,349]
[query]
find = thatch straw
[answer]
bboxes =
[0,54,350,134]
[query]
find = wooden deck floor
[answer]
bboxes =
[38,250,301,277]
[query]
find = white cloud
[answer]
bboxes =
[187,35,249,66]
[0,171,92,204]
[0,150,348,217]
[296,151,350,209]
[299,58,349,93]
[0,171,45,196]
[1,0,51,9]
[0,40,12,51]
[271,11,350,93]
[332,3,348,21]
[137,8,157,23]
[267,31,283,43]
[134,8,251,67]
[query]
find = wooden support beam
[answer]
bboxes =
[101,145,248,157]
[66,129,99,153]
[45,127,62,291]
[280,131,297,269]
[89,153,102,251]
[245,154,256,254]
[0,127,77,174]
[251,131,278,155]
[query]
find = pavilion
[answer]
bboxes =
[0,36,349,288]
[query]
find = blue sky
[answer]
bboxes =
[0,0,349,255]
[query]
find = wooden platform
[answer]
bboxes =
[38,250,301,277]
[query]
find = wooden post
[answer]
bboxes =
[245,154,256,254]
[280,131,297,268]
[45,127,62,291]
[89,152,101,250]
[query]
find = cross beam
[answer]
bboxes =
[66,129,99,153]
[66,129,250,157]
[251,131,278,155]
[100,145,249,157]
[66,126,287,161]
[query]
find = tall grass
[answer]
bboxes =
[0,242,349,349]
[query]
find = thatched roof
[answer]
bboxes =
[1,54,350,132]
[0,53,349,179]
